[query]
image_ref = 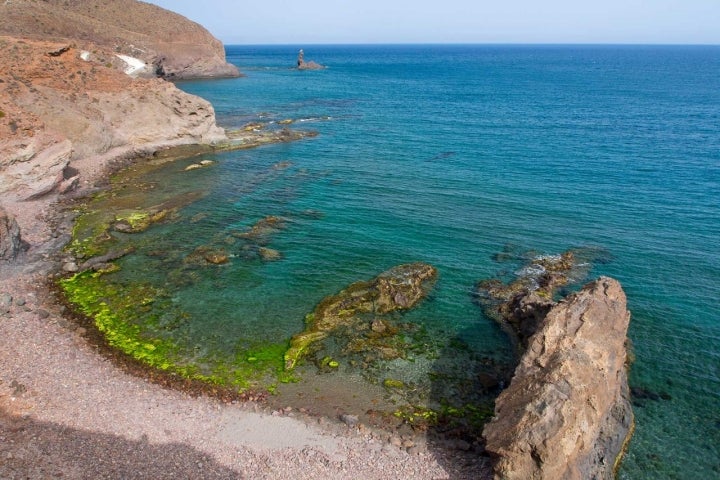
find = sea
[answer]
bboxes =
[74,45,720,478]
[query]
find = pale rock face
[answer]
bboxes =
[483,277,633,480]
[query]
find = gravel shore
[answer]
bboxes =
[0,166,491,480]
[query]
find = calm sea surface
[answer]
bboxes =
[92,45,720,478]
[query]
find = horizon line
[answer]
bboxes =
[222,41,720,47]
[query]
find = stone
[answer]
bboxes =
[0,293,12,305]
[0,208,28,261]
[283,263,437,370]
[340,414,359,428]
[258,247,282,261]
[62,262,79,273]
[483,277,634,480]
[297,49,325,70]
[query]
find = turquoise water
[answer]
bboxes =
[92,45,719,477]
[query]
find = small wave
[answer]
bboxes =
[515,265,546,278]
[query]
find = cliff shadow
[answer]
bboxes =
[0,408,243,479]
[423,324,514,480]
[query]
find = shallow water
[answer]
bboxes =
[68,45,719,478]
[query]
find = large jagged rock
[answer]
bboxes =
[0,207,28,261]
[483,277,634,480]
[284,263,437,370]
[0,0,239,79]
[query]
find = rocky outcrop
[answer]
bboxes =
[0,0,239,79]
[0,37,226,204]
[284,263,437,370]
[0,208,28,261]
[483,277,634,480]
[297,49,325,70]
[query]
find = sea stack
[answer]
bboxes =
[483,277,634,479]
[297,49,325,70]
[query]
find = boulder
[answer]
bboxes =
[0,207,28,261]
[483,277,634,480]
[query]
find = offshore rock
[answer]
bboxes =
[284,263,437,370]
[297,49,325,70]
[483,277,634,480]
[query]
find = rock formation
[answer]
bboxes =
[0,0,240,79]
[284,263,437,370]
[0,37,226,204]
[483,277,634,480]
[297,49,325,70]
[0,1,239,257]
[0,207,28,261]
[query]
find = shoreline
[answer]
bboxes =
[1,130,490,479]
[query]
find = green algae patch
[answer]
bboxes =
[58,271,208,379]
[59,271,295,391]
[68,208,116,259]
[231,342,291,389]
[393,402,495,430]
[383,378,405,389]
[113,208,172,234]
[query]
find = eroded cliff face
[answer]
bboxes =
[0,1,238,260]
[0,0,240,79]
[0,37,226,204]
[483,277,634,480]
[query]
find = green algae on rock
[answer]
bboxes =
[284,263,437,370]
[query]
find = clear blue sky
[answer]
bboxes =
[145,0,720,45]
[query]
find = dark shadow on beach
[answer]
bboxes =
[0,409,242,479]
[424,324,514,480]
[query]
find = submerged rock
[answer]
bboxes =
[283,263,437,370]
[483,277,634,480]
[476,250,585,352]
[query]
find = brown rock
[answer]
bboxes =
[483,277,634,480]
[283,263,437,370]
[0,0,240,79]
[297,49,325,70]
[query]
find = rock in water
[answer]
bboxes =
[297,49,325,70]
[0,208,28,261]
[283,263,437,370]
[483,277,634,480]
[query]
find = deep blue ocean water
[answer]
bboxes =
[95,45,720,477]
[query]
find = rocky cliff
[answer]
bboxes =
[0,0,237,261]
[0,0,240,79]
[0,36,226,203]
[483,277,634,480]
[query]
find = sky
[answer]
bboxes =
[145,0,720,45]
